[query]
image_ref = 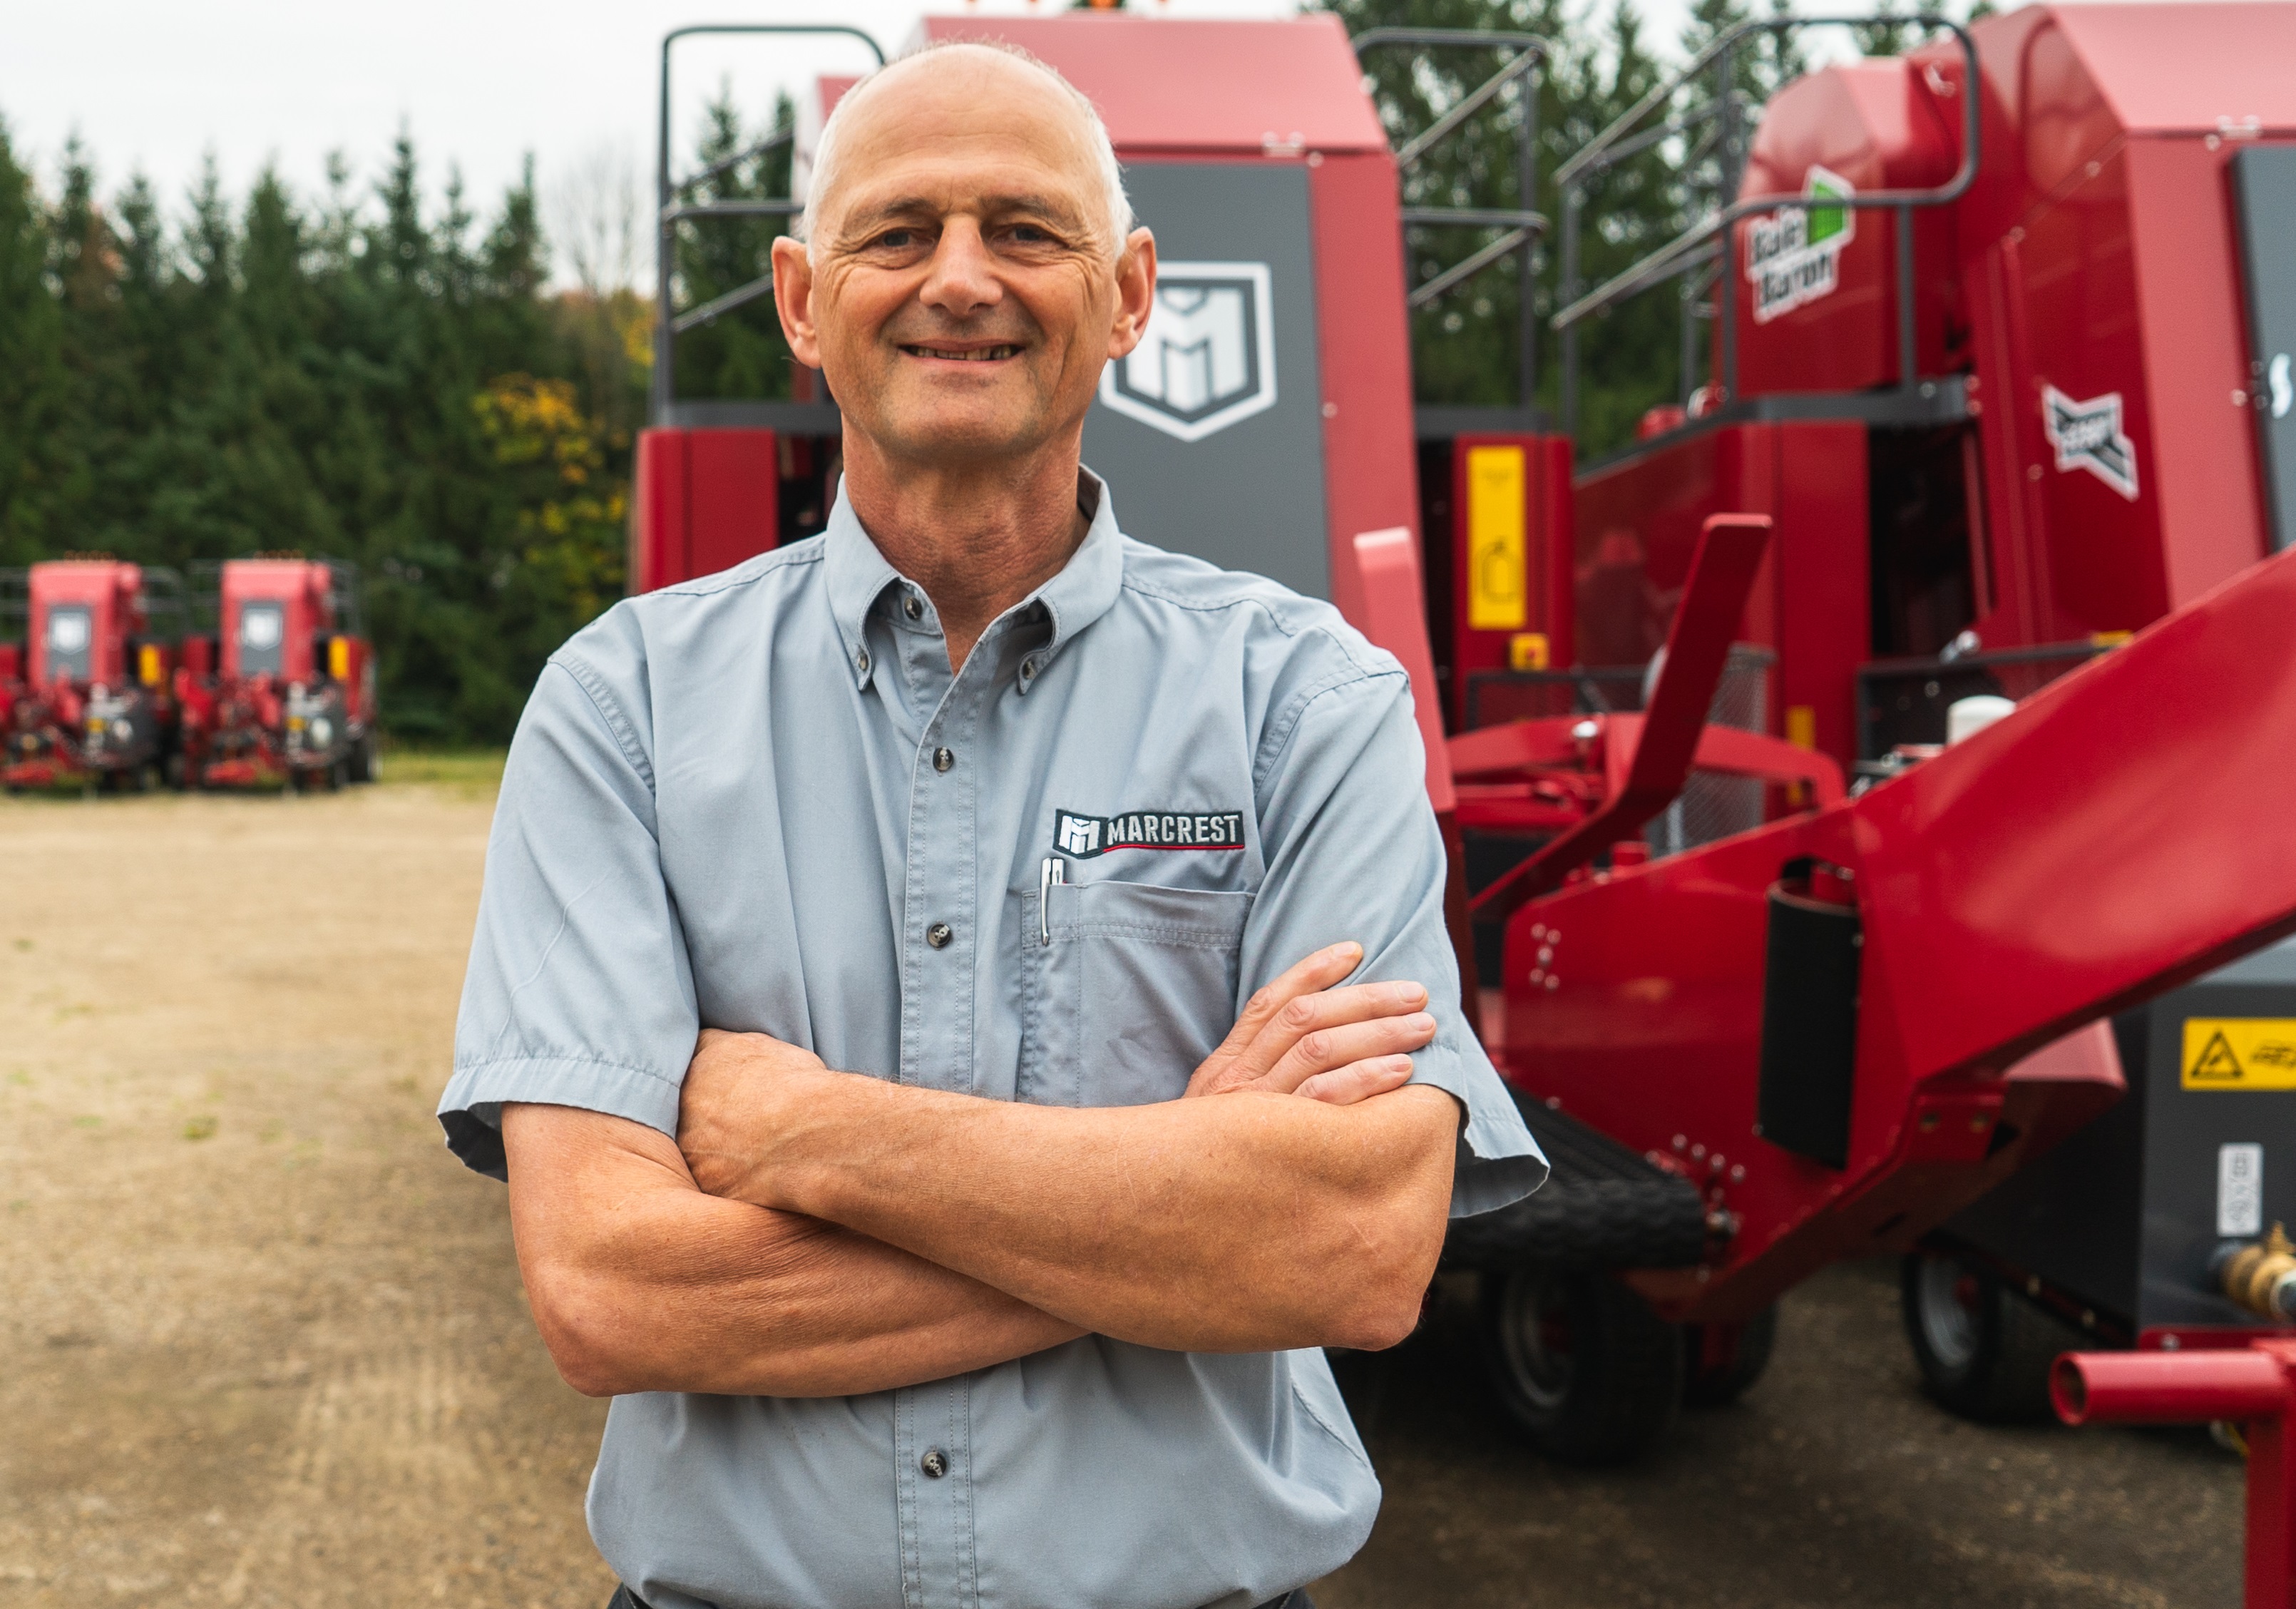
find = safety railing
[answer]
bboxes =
[652,24,888,424]
[1547,14,1982,439]
[1351,29,1551,409]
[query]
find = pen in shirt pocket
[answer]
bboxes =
[1039,856,1066,944]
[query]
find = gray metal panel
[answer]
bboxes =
[1082,163,1330,600]
[2137,967,2296,1329]
[2233,145,2296,553]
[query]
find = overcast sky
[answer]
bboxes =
[0,0,2145,285]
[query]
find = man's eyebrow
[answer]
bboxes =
[838,193,1094,237]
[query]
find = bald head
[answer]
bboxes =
[800,41,1133,262]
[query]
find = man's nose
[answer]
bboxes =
[918,220,1003,318]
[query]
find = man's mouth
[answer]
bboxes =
[901,343,1023,362]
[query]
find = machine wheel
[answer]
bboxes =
[347,732,378,785]
[1900,1250,2077,1422]
[327,756,349,791]
[1682,1303,1779,1408]
[1478,1266,1683,1466]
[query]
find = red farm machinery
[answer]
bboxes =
[635,8,2296,1596]
[0,558,189,794]
[178,556,379,792]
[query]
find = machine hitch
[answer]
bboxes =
[2056,1341,2296,1608]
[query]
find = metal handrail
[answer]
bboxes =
[1353,29,1551,405]
[653,24,887,421]
[1549,14,1981,437]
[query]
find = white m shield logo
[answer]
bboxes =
[1100,262,1278,442]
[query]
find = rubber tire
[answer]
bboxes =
[1900,1250,2078,1423]
[1682,1303,1779,1408]
[348,732,377,785]
[1478,1266,1683,1466]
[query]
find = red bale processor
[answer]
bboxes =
[0,559,188,794]
[180,557,379,791]
[634,7,2296,1595]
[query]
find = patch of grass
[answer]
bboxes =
[381,747,507,797]
[183,1115,219,1141]
[72,1115,101,1129]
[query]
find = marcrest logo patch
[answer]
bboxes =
[2041,384,2141,501]
[1055,808,1245,859]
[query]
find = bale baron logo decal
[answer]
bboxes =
[1055,808,1246,859]
[2041,384,2141,501]
[1098,262,1277,442]
[1744,165,1856,324]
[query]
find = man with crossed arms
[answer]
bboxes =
[440,39,1543,1609]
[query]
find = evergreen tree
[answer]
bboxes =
[670,88,802,403]
[0,123,631,744]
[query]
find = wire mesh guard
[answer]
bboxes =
[1651,643,1772,859]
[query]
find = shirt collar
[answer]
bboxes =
[822,467,1125,693]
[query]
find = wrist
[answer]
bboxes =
[735,1063,871,1215]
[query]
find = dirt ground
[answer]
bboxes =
[0,772,2246,1608]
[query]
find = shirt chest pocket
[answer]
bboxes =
[1020,880,1253,1108]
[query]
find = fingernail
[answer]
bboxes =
[1390,982,1426,1003]
[1331,941,1362,961]
[1409,1013,1437,1033]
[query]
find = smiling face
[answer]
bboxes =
[772,47,1154,471]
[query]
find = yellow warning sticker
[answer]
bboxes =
[2183,1019,2296,1089]
[1465,446,1527,632]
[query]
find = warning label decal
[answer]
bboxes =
[2183,1018,2296,1089]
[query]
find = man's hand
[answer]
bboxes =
[680,1029,830,1202]
[1187,941,1436,1105]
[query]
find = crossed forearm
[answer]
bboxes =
[701,1071,1458,1352]
[503,1104,1082,1397]
[511,951,1455,1396]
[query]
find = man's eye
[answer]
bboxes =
[878,230,919,249]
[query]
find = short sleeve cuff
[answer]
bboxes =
[1409,1036,1550,1220]
[436,1055,685,1181]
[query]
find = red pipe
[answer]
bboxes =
[2054,1348,2292,1424]
[2056,1341,2296,1608]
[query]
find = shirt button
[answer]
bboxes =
[1019,658,1037,683]
[856,649,871,675]
[920,1448,949,1479]
[926,922,953,949]
[933,747,954,773]
[903,594,923,621]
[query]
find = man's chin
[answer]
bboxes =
[856,403,1060,466]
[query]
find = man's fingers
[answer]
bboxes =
[1226,979,1431,1083]
[1293,1056,1417,1106]
[1256,1011,1437,1095]
[1198,942,1363,1071]
[1220,942,1362,1048]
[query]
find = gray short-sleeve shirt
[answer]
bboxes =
[441,473,1544,1609]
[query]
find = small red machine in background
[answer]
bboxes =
[0,559,187,794]
[180,557,379,791]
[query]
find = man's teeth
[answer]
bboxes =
[915,345,1019,361]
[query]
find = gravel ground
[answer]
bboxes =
[0,775,2246,1608]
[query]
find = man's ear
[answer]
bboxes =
[772,237,822,369]
[1107,228,1157,362]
